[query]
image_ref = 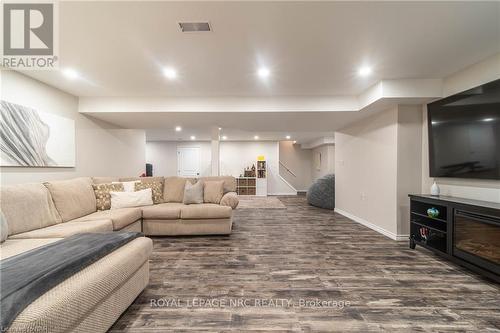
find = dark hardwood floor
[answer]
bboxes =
[111,196,500,332]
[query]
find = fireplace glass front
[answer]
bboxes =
[454,210,500,274]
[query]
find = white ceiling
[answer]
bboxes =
[21,1,500,98]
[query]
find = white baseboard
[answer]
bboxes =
[334,208,409,241]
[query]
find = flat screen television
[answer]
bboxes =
[428,78,500,180]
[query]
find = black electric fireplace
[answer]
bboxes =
[454,210,500,275]
[409,194,500,282]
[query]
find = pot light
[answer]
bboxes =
[358,66,372,77]
[293,140,297,144]
[190,135,196,140]
[254,135,259,140]
[175,126,182,132]
[222,135,228,140]
[482,118,494,122]
[163,67,177,80]
[257,67,270,79]
[63,68,79,80]
[285,135,291,140]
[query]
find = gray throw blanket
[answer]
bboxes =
[0,232,143,331]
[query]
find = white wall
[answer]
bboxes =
[311,144,335,182]
[0,71,146,185]
[421,53,500,203]
[278,141,312,191]
[335,107,400,237]
[335,105,422,239]
[396,105,423,236]
[220,141,295,195]
[145,141,212,177]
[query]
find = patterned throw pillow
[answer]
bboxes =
[134,181,163,204]
[92,183,124,211]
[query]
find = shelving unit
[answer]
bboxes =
[256,159,267,196]
[236,177,256,195]
[409,198,448,254]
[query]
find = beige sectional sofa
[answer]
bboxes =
[0,180,152,333]
[91,175,239,236]
[0,175,238,332]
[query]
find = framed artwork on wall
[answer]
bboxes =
[0,100,76,167]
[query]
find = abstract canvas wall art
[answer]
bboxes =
[0,100,75,167]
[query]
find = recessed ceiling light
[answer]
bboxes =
[358,66,372,77]
[63,68,79,80]
[293,140,297,144]
[254,135,259,140]
[285,135,291,140]
[163,67,177,80]
[482,118,494,122]
[222,135,227,140]
[175,126,182,132]
[257,67,270,79]
[218,127,222,131]
[190,135,196,140]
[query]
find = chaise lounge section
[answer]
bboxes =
[0,181,152,333]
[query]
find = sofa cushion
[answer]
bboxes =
[183,180,204,204]
[1,238,62,260]
[141,203,183,220]
[181,204,232,220]
[220,192,239,209]
[74,207,142,230]
[164,177,187,203]
[199,176,236,193]
[93,183,124,211]
[8,219,113,239]
[44,177,97,222]
[135,181,163,204]
[1,183,62,236]
[204,180,224,204]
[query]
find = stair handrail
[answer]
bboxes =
[279,161,297,177]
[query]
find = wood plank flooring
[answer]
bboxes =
[110,196,500,332]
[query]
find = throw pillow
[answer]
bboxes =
[0,211,8,243]
[110,188,153,209]
[92,183,124,211]
[134,181,163,204]
[204,180,224,204]
[164,177,188,202]
[113,180,140,192]
[183,180,204,204]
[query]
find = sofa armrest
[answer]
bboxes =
[220,192,239,209]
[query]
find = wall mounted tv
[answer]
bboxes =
[428,78,500,180]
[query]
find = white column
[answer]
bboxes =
[211,127,220,176]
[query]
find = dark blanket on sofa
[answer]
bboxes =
[0,232,143,331]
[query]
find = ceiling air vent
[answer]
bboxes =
[178,22,211,32]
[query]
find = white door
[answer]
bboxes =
[177,147,201,177]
